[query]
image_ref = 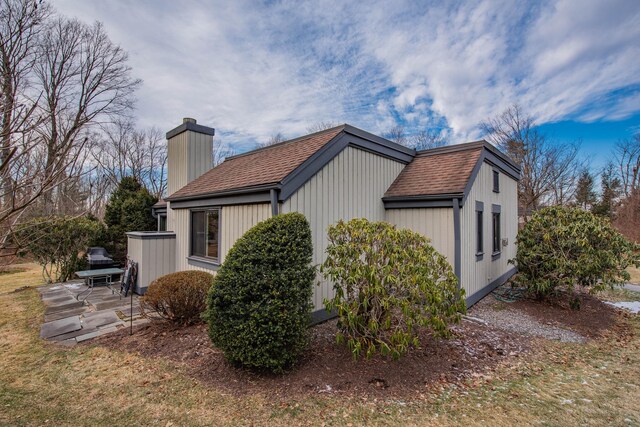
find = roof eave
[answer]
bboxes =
[166,182,281,202]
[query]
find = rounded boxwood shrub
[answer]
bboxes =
[140,271,214,324]
[514,206,640,299]
[204,212,314,373]
[321,218,466,360]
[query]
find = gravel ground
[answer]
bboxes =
[470,304,587,344]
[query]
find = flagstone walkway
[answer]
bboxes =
[38,281,148,346]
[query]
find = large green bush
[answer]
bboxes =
[514,206,640,298]
[104,177,157,263]
[14,215,106,282]
[204,213,314,373]
[321,218,466,360]
[140,271,214,325]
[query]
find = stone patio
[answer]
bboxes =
[38,280,148,345]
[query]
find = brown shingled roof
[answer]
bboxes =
[153,199,167,208]
[384,142,483,198]
[168,125,345,200]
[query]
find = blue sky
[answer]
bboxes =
[54,0,640,168]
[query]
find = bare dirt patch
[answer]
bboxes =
[93,318,529,399]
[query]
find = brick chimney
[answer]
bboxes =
[166,118,215,196]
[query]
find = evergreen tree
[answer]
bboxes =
[574,169,596,209]
[104,177,158,263]
[593,163,621,219]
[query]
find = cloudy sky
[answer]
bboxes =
[55,0,640,164]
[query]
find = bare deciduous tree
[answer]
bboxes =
[259,131,286,148]
[412,129,447,150]
[35,17,141,213]
[306,121,337,133]
[614,132,640,198]
[384,125,407,146]
[92,121,164,195]
[384,125,448,150]
[0,0,140,256]
[480,104,580,218]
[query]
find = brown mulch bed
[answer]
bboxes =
[509,291,618,339]
[92,319,530,399]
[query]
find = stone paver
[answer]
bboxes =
[93,299,130,311]
[50,326,98,341]
[43,306,89,323]
[81,311,121,329]
[40,316,82,339]
[77,325,124,342]
[41,290,71,301]
[44,299,84,314]
[37,281,142,345]
[118,305,141,318]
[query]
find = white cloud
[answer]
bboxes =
[54,0,640,150]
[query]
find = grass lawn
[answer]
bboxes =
[1,263,640,426]
[0,262,45,294]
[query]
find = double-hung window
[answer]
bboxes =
[493,170,500,193]
[190,208,220,262]
[492,204,501,259]
[475,201,484,260]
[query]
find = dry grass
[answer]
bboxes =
[598,287,640,303]
[627,266,640,285]
[0,262,45,294]
[1,264,640,425]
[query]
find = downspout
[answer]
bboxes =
[453,198,462,288]
[270,189,279,217]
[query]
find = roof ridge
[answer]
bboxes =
[224,124,346,161]
[416,140,487,157]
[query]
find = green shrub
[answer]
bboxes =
[204,213,314,373]
[321,218,466,360]
[514,206,640,298]
[140,271,213,325]
[14,216,106,282]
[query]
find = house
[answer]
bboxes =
[127,118,520,321]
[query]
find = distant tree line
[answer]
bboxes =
[384,104,639,242]
[0,0,232,259]
[480,104,639,242]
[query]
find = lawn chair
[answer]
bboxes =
[120,259,138,297]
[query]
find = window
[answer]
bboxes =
[190,208,220,261]
[158,214,167,232]
[493,170,500,192]
[492,212,501,255]
[475,201,484,260]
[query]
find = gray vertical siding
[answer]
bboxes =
[384,208,455,263]
[173,203,272,273]
[281,146,406,310]
[126,233,176,292]
[166,129,213,232]
[460,161,518,301]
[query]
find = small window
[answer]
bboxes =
[158,214,167,232]
[492,212,501,254]
[190,208,220,261]
[475,201,484,260]
[493,170,500,192]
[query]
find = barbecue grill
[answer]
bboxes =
[86,247,115,270]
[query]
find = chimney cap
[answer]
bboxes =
[166,118,215,139]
